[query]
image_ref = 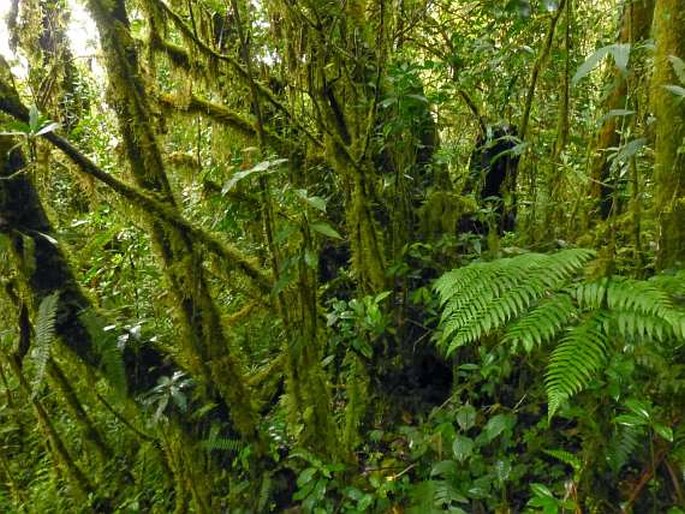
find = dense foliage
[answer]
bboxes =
[0,0,684,512]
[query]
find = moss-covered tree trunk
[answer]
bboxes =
[652,0,685,269]
[588,0,654,221]
[86,0,261,441]
[0,132,173,399]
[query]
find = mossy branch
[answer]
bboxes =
[146,0,322,149]
[0,80,272,293]
[158,93,287,152]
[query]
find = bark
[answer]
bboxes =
[652,0,685,269]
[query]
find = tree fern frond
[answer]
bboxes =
[545,312,609,419]
[606,277,675,318]
[606,310,677,343]
[30,292,60,396]
[443,281,545,353]
[504,294,577,352]
[200,436,245,452]
[649,270,685,300]
[572,278,609,310]
[435,249,594,355]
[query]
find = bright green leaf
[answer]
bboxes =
[310,222,343,240]
[452,435,474,462]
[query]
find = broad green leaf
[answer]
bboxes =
[653,423,673,442]
[295,189,327,212]
[484,413,514,442]
[610,43,630,73]
[296,467,317,487]
[613,138,646,163]
[456,404,476,431]
[452,434,474,462]
[530,483,554,498]
[664,84,685,97]
[310,222,343,240]
[625,398,651,421]
[221,158,287,194]
[598,109,635,125]
[669,55,685,84]
[406,93,429,104]
[430,459,458,478]
[573,44,630,86]
[29,104,39,131]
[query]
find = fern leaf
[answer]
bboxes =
[543,448,582,472]
[573,278,609,310]
[545,312,609,419]
[435,249,594,355]
[200,436,244,452]
[607,310,675,342]
[504,294,576,352]
[31,292,60,396]
[606,277,674,318]
[606,423,644,473]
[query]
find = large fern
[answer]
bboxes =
[434,249,685,419]
[434,249,595,355]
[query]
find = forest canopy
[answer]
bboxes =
[0,0,684,512]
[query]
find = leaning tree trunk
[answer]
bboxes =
[0,134,174,400]
[652,0,685,270]
[86,0,261,441]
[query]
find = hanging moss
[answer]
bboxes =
[419,191,477,241]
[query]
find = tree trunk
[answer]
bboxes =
[86,0,261,441]
[588,0,654,221]
[652,0,685,269]
[0,134,173,398]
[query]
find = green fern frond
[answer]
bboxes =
[606,310,676,343]
[545,312,609,419]
[572,278,608,310]
[606,423,644,473]
[543,448,582,472]
[435,249,594,355]
[578,277,685,341]
[504,294,576,353]
[606,277,675,318]
[649,270,685,300]
[31,292,60,396]
[200,436,244,452]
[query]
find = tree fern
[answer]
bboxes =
[434,249,685,420]
[503,293,576,352]
[545,312,609,418]
[434,249,595,355]
[30,292,60,396]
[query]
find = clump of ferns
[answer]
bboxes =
[433,249,685,419]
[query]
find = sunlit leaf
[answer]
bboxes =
[664,84,685,97]
[573,44,631,85]
[310,222,342,239]
[452,435,474,462]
